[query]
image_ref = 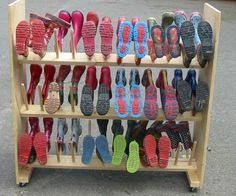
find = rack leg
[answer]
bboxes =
[54,29,60,58]
[174,142,181,165]
[189,141,197,165]
[37,85,44,111]
[55,142,61,162]
[70,29,76,59]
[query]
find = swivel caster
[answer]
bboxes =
[189,187,197,192]
[19,183,27,187]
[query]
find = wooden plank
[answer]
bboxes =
[18,52,201,68]
[186,170,200,188]
[28,155,197,171]
[20,105,203,121]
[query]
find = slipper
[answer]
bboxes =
[82,21,96,57]
[96,84,110,115]
[18,133,32,166]
[176,80,192,112]
[15,20,30,57]
[96,135,112,164]
[167,25,180,58]
[126,141,140,173]
[114,84,129,118]
[129,84,143,118]
[143,134,158,167]
[80,85,94,116]
[194,81,209,112]
[34,132,47,165]
[117,21,133,58]
[45,82,60,114]
[112,135,126,166]
[133,22,148,59]
[158,136,171,168]
[82,135,95,164]
[144,85,158,120]
[151,25,165,58]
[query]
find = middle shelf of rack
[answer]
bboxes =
[17,52,201,68]
[20,105,202,121]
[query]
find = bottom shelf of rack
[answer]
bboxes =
[26,155,197,171]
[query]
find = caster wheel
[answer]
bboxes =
[189,187,197,192]
[19,183,27,187]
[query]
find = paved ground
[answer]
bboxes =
[1,0,236,195]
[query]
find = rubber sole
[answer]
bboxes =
[31,19,46,57]
[82,21,96,57]
[130,85,143,118]
[158,136,171,168]
[176,80,192,112]
[197,21,213,60]
[126,141,140,173]
[96,135,112,164]
[112,135,126,166]
[34,132,47,165]
[96,84,110,115]
[99,21,114,56]
[166,128,182,149]
[117,21,133,58]
[15,21,30,57]
[167,25,180,58]
[133,22,148,59]
[82,135,95,164]
[45,82,60,114]
[19,133,32,166]
[80,85,94,116]
[143,134,158,167]
[195,81,209,112]
[114,85,128,118]
[180,21,196,59]
[151,25,165,58]
[144,85,158,120]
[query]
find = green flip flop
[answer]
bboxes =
[112,135,126,166]
[126,141,140,173]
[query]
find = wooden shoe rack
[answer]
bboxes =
[8,0,221,191]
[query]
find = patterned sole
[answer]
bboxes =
[180,21,196,59]
[195,81,209,112]
[114,85,128,118]
[82,135,95,164]
[96,135,112,164]
[130,85,143,118]
[45,82,60,114]
[82,21,96,57]
[117,22,133,58]
[167,25,180,58]
[96,84,110,115]
[151,25,165,58]
[15,21,30,57]
[143,134,158,167]
[80,85,94,116]
[144,85,158,120]
[133,22,148,59]
[99,21,114,56]
[158,136,171,168]
[177,80,192,112]
[166,128,182,149]
[31,19,46,57]
[126,141,140,173]
[33,132,47,165]
[198,21,213,60]
[112,135,126,166]
[18,133,32,166]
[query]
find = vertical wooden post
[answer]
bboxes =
[88,119,92,136]
[70,29,76,59]
[54,29,60,58]
[21,83,28,110]
[55,142,61,162]
[70,86,75,112]
[37,85,44,111]
[189,141,197,165]
[174,142,182,165]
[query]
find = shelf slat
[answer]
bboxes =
[18,52,201,68]
[27,155,197,171]
[20,105,202,121]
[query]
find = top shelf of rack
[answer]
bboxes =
[17,52,201,68]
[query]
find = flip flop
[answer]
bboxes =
[133,22,148,59]
[167,25,180,58]
[82,21,96,57]
[96,135,112,164]
[151,25,165,58]
[114,84,128,118]
[143,134,158,167]
[112,135,126,166]
[129,84,143,118]
[194,81,209,112]
[158,136,171,168]
[34,132,47,165]
[80,85,94,116]
[144,85,158,120]
[96,84,110,116]
[15,20,30,57]
[82,135,95,164]
[126,141,140,173]
[45,82,60,114]
[18,133,32,166]
[117,21,133,58]
[176,80,192,112]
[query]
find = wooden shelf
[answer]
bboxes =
[17,52,201,68]
[27,155,197,171]
[20,105,202,121]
